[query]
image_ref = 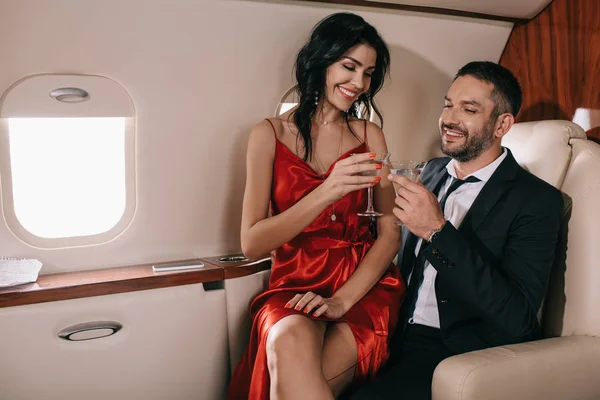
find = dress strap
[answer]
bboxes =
[363,119,368,145]
[265,118,277,139]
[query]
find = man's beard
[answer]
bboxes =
[440,120,496,162]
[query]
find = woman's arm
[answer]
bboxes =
[331,122,401,310]
[291,122,402,317]
[241,119,379,260]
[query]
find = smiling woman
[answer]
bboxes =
[228,12,405,400]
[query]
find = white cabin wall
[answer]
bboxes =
[0,0,512,273]
[0,283,229,400]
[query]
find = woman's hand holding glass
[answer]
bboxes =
[317,152,383,204]
[285,291,348,319]
[353,152,390,217]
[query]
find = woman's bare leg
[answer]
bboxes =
[322,322,358,397]
[266,315,332,400]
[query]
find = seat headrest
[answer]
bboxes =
[501,120,587,189]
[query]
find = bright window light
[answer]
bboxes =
[8,117,126,238]
[572,108,600,132]
[279,103,297,115]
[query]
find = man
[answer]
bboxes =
[352,61,563,399]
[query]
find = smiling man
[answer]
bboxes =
[351,61,564,399]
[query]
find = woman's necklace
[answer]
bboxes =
[322,118,340,126]
[317,113,343,126]
[313,122,344,221]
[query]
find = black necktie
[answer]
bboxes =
[438,176,481,215]
[399,174,481,325]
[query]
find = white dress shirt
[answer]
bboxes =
[409,148,508,328]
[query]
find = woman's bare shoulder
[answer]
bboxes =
[247,119,277,156]
[361,119,387,151]
[347,118,384,139]
[365,120,384,137]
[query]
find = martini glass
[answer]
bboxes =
[387,160,427,225]
[357,153,390,217]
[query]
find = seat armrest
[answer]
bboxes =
[432,335,600,400]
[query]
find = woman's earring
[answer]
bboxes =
[314,92,319,106]
[354,101,361,116]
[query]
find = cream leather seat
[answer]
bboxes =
[432,120,600,400]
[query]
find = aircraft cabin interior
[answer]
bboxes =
[0,0,599,399]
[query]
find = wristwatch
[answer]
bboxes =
[426,222,446,243]
[426,228,441,243]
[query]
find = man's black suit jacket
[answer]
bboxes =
[393,149,563,355]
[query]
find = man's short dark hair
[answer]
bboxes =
[454,61,522,118]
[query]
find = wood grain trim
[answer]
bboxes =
[0,259,223,308]
[201,255,272,280]
[299,0,528,24]
[499,0,600,142]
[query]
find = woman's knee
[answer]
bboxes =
[266,316,323,372]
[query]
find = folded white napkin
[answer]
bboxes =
[0,258,43,288]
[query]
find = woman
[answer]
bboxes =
[228,13,405,400]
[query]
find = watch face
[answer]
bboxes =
[429,230,440,243]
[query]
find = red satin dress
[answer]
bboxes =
[228,120,405,399]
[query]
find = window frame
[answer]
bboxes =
[0,73,137,249]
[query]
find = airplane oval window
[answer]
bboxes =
[0,74,136,248]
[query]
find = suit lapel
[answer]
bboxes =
[460,149,519,233]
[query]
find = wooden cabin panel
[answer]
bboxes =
[500,0,600,141]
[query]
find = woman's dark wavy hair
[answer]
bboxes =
[293,12,390,161]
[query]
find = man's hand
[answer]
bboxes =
[389,174,446,240]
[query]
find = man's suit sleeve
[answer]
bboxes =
[425,188,563,341]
